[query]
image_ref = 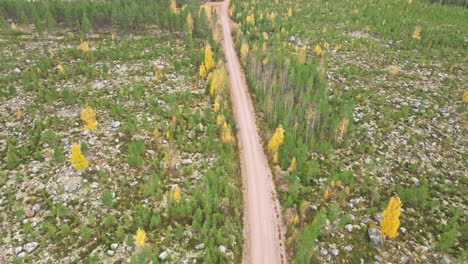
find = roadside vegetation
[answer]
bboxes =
[0,1,242,263]
[231,0,466,263]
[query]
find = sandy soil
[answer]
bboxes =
[208,1,287,263]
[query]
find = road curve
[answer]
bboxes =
[209,1,287,263]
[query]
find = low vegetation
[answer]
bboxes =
[231,0,466,263]
[0,0,242,263]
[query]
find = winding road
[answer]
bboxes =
[208,1,287,263]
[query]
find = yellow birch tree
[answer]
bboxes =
[70,143,89,171]
[267,125,285,163]
[380,195,403,238]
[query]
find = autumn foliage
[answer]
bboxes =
[135,228,146,247]
[70,143,89,171]
[199,43,215,78]
[380,195,403,239]
[81,107,97,131]
[267,125,285,163]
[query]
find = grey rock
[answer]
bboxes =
[374,214,383,223]
[345,224,353,232]
[344,245,353,252]
[111,121,121,128]
[440,255,450,264]
[181,159,193,166]
[23,242,39,253]
[159,249,171,260]
[319,248,328,256]
[289,36,296,43]
[330,249,339,257]
[375,255,383,262]
[195,243,205,250]
[368,228,383,247]
[111,243,119,250]
[219,245,227,253]
[32,166,39,173]
[399,227,406,233]
[90,182,99,189]
[32,203,41,212]
[401,256,409,264]
[15,246,23,254]
[197,123,204,132]
[107,250,115,256]
[410,177,420,185]
[187,131,194,139]
[14,68,21,73]
[18,252,26,259]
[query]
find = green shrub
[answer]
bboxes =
[101,189,114,208]
[127,139,145,167]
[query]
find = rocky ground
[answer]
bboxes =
[0,27,242,263]
[231,0,466,263]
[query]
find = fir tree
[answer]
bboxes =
[80,12,91,33]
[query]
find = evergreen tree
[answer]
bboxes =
[80,12,91,33]
[45,10,56,30]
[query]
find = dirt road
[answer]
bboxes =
[209,1,287,263]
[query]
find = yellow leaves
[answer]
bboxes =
[267,12,277,21]
[267,125,285,163]
[288,157,297,171]
[412,26,421,40]
[323,189,329,200]
[170,0,178,14]
[152,128,160,140]
[262,58,268,65]
[57,65,65,73]
[172,115,177,126]
[287,8,293,17]
[389,65,399,76]
[216,115,226,128]
[199,63,207,78]
[15,108,24,119]
[135,229,146,247]
[213,102,220,112]
[262,32,269,40]
[111,32,116,41]
[380,195,403,239]
[166,131,171,140]
[363,25,371,32]
[240,42,249,64]
[334,44,342,51]
[209,66,227,96]
[246,14,255,25]
[296,45,307,64]
[81,107,97,131]
[336,118,349,142]
[462,91,468,103]
[186,12,194,34]
[213,96,221,112]
[171,186,182,203]
[313,44,322,56]
[289,215,299,226]
[204,44,215,71]
[10,23,17,30]
[79,41,90,52]
[322,42,330,50]
[70,143,89,171]
[221,122,235,144]
[406,0,413,3]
